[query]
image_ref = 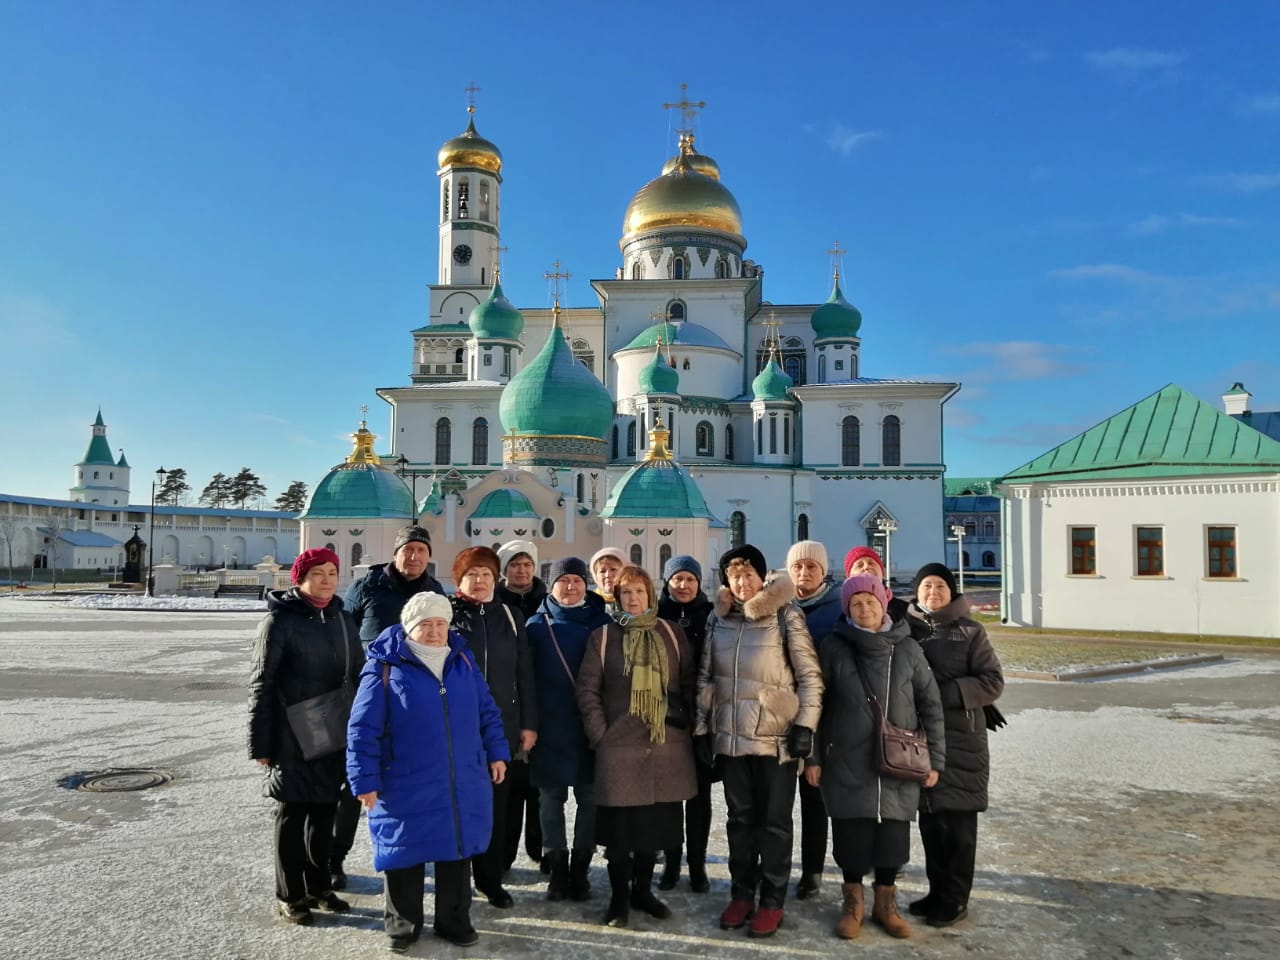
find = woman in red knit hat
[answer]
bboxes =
[248,547,362,926]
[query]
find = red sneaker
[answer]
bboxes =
[719,898,755,929]
[747,906,785,938]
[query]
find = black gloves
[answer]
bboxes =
[787,725,814,758]
[694,735,714,768]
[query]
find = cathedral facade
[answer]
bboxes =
[302,102,959,586]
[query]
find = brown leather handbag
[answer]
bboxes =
[853,655,931,783]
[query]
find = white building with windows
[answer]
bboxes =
[998,384,1280,639]
[323,102,960,582]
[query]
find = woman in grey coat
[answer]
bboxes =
[804,574,945,941]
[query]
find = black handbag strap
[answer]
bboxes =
[851,650,889,724]
[543,615,576,686]
[336,614,352,687]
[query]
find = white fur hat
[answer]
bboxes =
[497,539,538,573]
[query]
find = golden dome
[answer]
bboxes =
[622,140,743,246]
[437,114,503,175]
[662,149,720,180]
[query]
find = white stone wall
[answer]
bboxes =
[1001,477,1280,639]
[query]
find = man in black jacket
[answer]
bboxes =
[330,524,445,887]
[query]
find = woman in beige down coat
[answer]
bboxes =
[694,545,824,940]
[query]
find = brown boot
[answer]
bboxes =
[871,883,912,939]
[835,882,864,939]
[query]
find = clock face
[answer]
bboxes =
[452,244,472,265]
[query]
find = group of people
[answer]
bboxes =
[247,525,1004,951]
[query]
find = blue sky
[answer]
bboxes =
[3,1,1278,503]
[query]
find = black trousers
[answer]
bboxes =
[720,755,798,909]
[501,758,541,869]
[385,858,472,940]
[471,774,510,894]
[331,779,361,868]
[664,756,713,868]
[831,817,909,883]
[919,809,979,909]
[274,801,336,904]
[797,774,829,876]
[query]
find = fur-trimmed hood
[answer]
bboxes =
[714,572,796,621]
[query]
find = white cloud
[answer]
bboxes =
[1086,47,1184,72]
[944,341,1087,382]
[1127,213,1245,236]
[1193,171,1280,194]
[825,125,883,158]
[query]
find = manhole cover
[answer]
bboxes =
[184,680,241,691]
[59,769,174,792]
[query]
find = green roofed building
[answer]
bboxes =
[998,384,1280,639]
[69,409,132,507]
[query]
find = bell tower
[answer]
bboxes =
[436,85,502,290]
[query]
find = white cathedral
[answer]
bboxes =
[301,99,959,586]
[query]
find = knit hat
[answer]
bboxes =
[663,554,702,585]
[401,591,453,636]
[841,573,893,616]
[912,562,958,599]
[290,547,340,585]
[393,525,432,556]
[548,556,590,586]
[785,540,829,575]
[452,546,501,586]
[843,546,885,578]
[497,539,538,574]
[589,546,625,576]
[718,544,768,586]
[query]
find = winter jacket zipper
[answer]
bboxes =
[730,618,746,755]
[438,661,464,859]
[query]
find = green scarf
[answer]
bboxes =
[614,607,669,744]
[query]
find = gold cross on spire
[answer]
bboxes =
[544,260,571,307]
[762,311,783,360]
[465,81,480,115]
[490,242,508,280]
[662,82,706,137]
[359,403,369,420]
[827,241,846,282]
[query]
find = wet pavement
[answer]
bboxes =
[0,598,1277,959]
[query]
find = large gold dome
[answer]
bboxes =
[622,149,743,246]
[438,115,503,174]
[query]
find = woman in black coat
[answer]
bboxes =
[248,548,362,925]
[805,574,945,941]
[906,563,1005,928]
[448,546,537,909]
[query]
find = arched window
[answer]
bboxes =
[454,347,464,364]
[611,424,620,460]
[631,260,643,280]
[962,551,971,568]
[659,543,673,572]
[457,177,470,218]
[842,416,860,466]
[695,421,714,456]
[797,513,810,541]
[982,550,996,569]
[667,301,685,322]
[783,356,801,383]
[725,424,735,462]
[882,415,901,466]
[626,421,637,457]
[351,543,363,567]
[715,258,729,279]
[630,544,643,566]
[471,417,488,465]
[576,473,585,502]
[571,338,594,373]
[730,511,746,550]
[435,417,452,464]
[478,180,491,221]
[671,256,686,279]
[756,417,763,454]
[325,542,336,553]
[818,354,827,382]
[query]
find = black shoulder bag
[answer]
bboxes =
[285,615,356,761]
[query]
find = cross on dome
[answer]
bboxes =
[827,241,847,282]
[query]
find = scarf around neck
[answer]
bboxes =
[613,606,668,744]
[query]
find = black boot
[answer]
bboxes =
[604,852,632,927]
[569,848,594,901]
[629,852,671,919]
[545,849,570,901]
[658,847,681,891]
[688,858,710,894]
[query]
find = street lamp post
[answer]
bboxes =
[951,524,967,595]
[878,519,898,588]
[396,454,421,521]
[223,544,229,570]
[146,466,167,597]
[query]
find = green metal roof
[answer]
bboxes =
[80,432,116,466]
[499,322,613,439]
[637,350,680,395]
[300,463,414,519]
[810,279,863,339]
[471,488,539,519]
[999,383,1280,483]
[599,458,718,521]
[412,322,474,335]
[752,357,793,401]
[624,321,733,352]
[468,279,524,341]
[116,450,130,467]
[944,477,996,496]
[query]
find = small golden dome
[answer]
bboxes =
[622,139,743,246]
[437,114,503,174]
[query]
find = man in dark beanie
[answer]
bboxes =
[332,525,445,887]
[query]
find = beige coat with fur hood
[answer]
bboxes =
[694,573,824,761]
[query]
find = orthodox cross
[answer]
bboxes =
[827,241,847,281]
[662,82,706,136]
[762,312,784,361]
[465,81,480,115]
[545,260,571,308]
[359,403,369,426]
[490,242,509,279]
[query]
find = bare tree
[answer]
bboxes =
[0,508,18,592]
[43,507,69,593]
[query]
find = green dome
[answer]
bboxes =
[301,464,413,519]
[500,322,614,439]
[468,279,524,341]
[624,320,732,352]
[810,279,863,339]
[752,357,793,401]
[637,350,679,395]
[471,488,539,519]
[600,449,717,521]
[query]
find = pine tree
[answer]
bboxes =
[200,473,232,507]
[157,467,190,506]
[229,468,267,509]
[274,481,309,513]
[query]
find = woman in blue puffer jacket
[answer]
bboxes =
[347,591,510,953]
